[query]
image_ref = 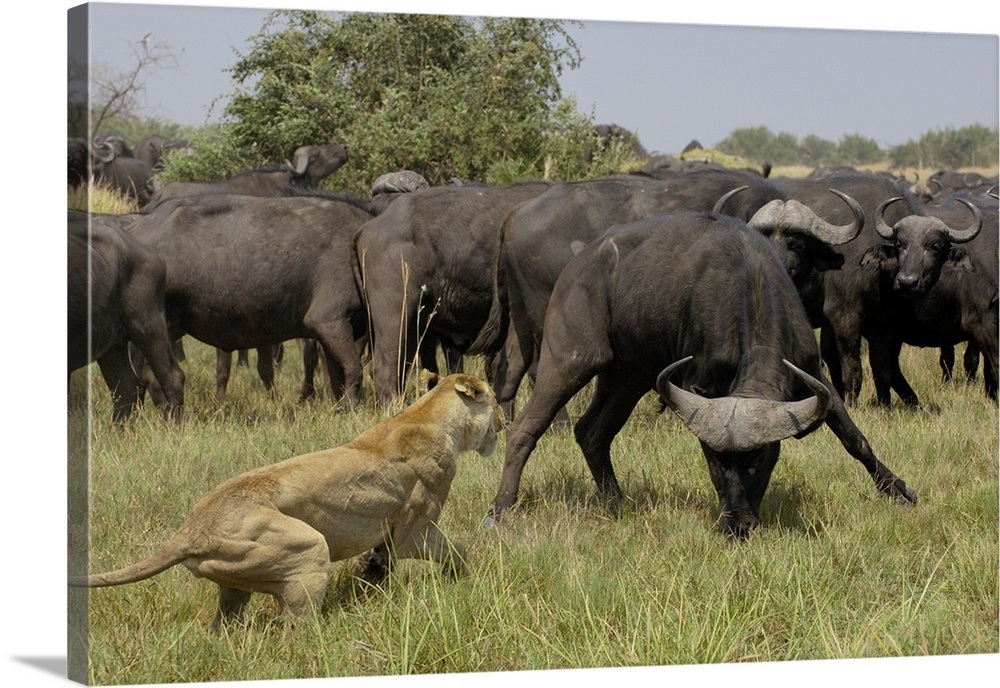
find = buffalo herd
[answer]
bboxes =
[68,132,998,537]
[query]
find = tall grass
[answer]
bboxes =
[70,338,998,685]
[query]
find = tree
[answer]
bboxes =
[84,33,178,138]
[799,134,836,167]
[202,10,593,192]
[832,133,882,166]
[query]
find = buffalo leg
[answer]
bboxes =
[255,346,276,393]
[820,325,844,397]
[939,346,956,382]
[307,316,363,408]
[236,349,250,367]
[444,345,464,374]
[215,349,232,403]
[821,376,917,504]
[299,339,321,401]
[488,334,610,523]
[97,343,142,422]
[573,373,647,502]
[963,341,982,382]
[870,334,918,407]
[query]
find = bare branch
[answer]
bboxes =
[88,35,178,137]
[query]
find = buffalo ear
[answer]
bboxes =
[860,244,896,270]
[420,370,440,390]
[944,248,974,273]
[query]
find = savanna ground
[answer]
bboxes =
[69,335,999,685]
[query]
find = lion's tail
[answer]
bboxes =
[68,534,193,588]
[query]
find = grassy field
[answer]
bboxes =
[69,336,998,685]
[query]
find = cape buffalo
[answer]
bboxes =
[469,169,862,424]
[353,181,551,402]
[68,211,184,422]
[144,143,349,210]
[889,191,998,400]
[487,211,916,537]
[91,142,153,205]
[773,172,982,406]
[128,193,375,408]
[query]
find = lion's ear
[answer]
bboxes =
[454,377,488,400]
[420,370,440,390]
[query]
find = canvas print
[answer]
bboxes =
[66,1,998,685]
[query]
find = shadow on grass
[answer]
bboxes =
[504,471,826,538]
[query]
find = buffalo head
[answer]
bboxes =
[716,186,864,284]
[657,356,832,538]
[291,143,349,188]
[872,196,982,296]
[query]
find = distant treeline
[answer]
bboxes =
[714,124,998,170]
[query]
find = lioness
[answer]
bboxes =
[70,373,505,628]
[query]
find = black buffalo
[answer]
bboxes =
[144,143,349,210]
[127,193,375,407]
[353,181,551,402]
[773,172,982,406]
[890,191,998,400]
[68,137,89,188]
[135,135,193,170]
[487,211,916,537]
[469,169,862,423]
[91,141,153,205]
[68,211,184,421]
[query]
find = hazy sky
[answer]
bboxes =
[79,0,999,154]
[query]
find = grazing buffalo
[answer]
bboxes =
[487,211,916,537]
[144,143,349,209]
[68,211,184,422]
[469,169,862,424]
[353,181,551,402]
[773,172,982,407]
[128,193,375,407]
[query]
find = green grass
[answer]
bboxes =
[70,339,998,684]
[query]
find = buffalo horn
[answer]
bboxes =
[876,196,982,244]
[656,356,832,454]
[747,189,864,245]
[945,198,983,244]
[93,141,116,164]
[293,152,310,176]
[712,186,748,214]
[987,185,998,200]
[874,196,904,240]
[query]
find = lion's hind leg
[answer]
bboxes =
[198,510,332,623]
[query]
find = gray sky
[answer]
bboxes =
[80,0,999,154]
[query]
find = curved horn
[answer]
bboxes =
[656,357,832,453]
[927,178,943,192]
[874,196,904,240]
[292,149,311,175]
[987,185,998,200]
[945,197,982,244]
[93,140,116,164]
[746,189,864,246]
[712,185,747,214]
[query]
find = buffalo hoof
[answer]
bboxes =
[886,477,918,505]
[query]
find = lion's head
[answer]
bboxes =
[421,372,506,456]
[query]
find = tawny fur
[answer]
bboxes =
[70,373,505,629]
